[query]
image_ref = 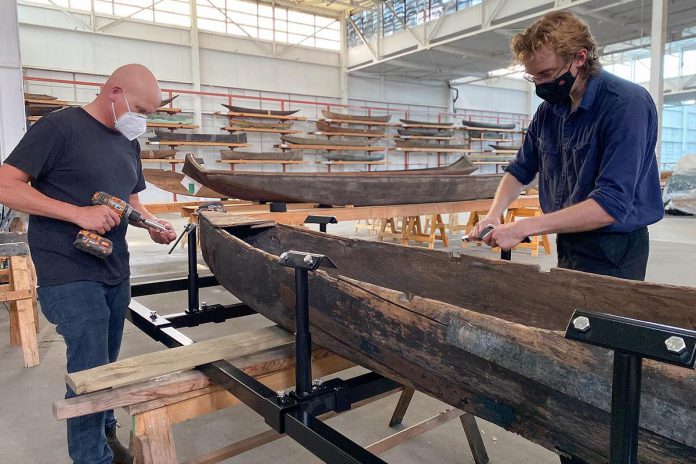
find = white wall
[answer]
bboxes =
[15,3,534,201]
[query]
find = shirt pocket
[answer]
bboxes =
[570,141,597,183]
[537,137,561,180]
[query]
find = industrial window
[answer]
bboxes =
[195,0,341,50]
[21,0,340,50]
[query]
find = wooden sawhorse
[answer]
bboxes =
[1,232,39,367]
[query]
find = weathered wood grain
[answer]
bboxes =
[66,326,293,394]
[198,216,696,464]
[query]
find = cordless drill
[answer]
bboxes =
[74,192,169,259]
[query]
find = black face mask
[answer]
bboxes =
[535,63,576,105]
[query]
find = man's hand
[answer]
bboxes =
[486,221,529,250]
[466,216,501,242]
[147,218,177,245]
[74,205,121,234]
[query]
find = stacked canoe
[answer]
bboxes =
[219,103,304,163]
[309,110,392,162]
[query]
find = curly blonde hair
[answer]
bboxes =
[511,10,602,77]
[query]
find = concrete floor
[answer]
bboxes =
[2,212,695,463]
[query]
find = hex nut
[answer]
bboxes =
[665,336,687,354]
[572,316,591,332]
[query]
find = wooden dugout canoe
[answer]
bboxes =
[397,127,454,137]
[400,118,454,127]
[315,121,385,136]
[463,120,516,130]
[150,131,247,144]
[320,152,385,162]
[199,214,696,464]
[321,109,392,123]
[143,169,227,198]
[220,150,303,161]
[140,149,177,159]
[280,135,375,149]
[394,140,471,150]
[222,104,299,117]
[228,119,294,130]
[182,154,489,206]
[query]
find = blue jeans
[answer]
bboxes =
[38,279,131,464]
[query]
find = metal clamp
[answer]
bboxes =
[278,250,337,272]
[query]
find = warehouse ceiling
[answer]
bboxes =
[348,0,696,82]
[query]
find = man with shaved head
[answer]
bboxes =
[0,64,176,463]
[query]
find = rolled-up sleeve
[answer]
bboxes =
[505,116,539,186]
[588,93,656,222]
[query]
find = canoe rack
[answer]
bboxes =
[115,223,491,463]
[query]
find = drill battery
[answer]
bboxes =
[73,230,113,259]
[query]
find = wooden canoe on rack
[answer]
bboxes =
[315,121,385,136]
[222,104,299,116]
[199,214,696,464]
[397,127,454,137]
[320,152,385,162]
[144,169,228,198]
[220,150,303,161]
[321,109,392,123]
[400,119,453,127]
[463,120,516,130]
[281,135,374,148]
[159,95,179,107]
[149,130,247,144]
[182,154,489,206]
[395,140,471,150]
[228,119,294,130]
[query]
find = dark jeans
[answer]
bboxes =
[38,279,131,464]
[556,227,649,281]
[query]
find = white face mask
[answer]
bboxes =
[112,92,147,141]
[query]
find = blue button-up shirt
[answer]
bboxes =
[506,70,664,233]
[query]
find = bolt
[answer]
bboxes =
[303,255,314,265]
[149,311,157,320]
[313,378,323,387]
[201,301,207,309]
[572,316,590,333]
[665,336,687,354]
[276,390,285,399]
[279,252,288,262]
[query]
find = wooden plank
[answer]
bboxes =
[320,118,398,126]
[9,256,39,367]
[66,326,293,394]
[149,141,249,148]
[462,126,525,133]
[147,122,198,129]
[395,147,477,153]
[461,413,489,464]
[137,408,178,464]
[141,159,184,164]
[25,98,67,105]
[0,289,34,302]
[219,160,307,165]
[156,107,182,114]
[216,111,306,121]
[0,242,30,256]
[182,430,281,464]
[277,143,386,151]
[223,126,300,134]
[320,160,387,165]
[310,131,387,138]
[366,408,464,455]
[220,196,540,224]
[143,200,249,215]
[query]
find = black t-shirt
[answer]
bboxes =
[5,107,146,286]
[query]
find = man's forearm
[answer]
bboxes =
[486,173,526,218]
[519,199,616,236]
[0,181,79,223]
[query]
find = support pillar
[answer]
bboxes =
[0,1,26,161]
[189,0,203,129]
[339,11,349,105]
[650,0,667,167]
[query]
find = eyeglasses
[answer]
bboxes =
[523,60,573,84]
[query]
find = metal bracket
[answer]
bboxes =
[565,309,696,464]
[304,215,338,233]
[565,309,696,367]
[278,250,337,272]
